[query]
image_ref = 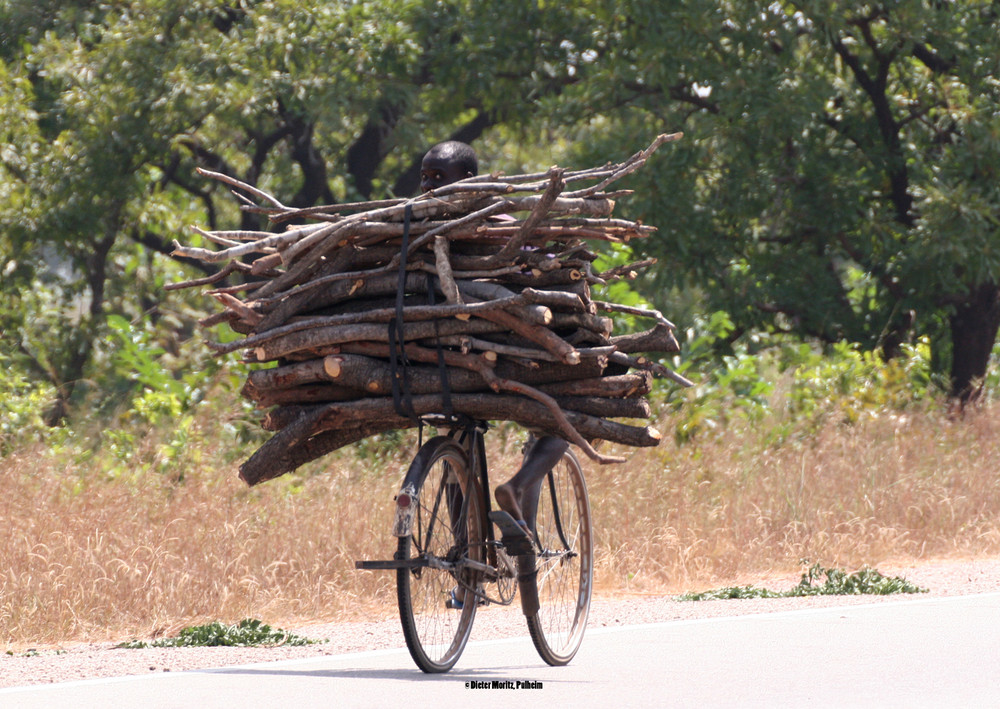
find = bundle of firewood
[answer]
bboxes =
[170,133,689,485]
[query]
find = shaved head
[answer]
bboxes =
[420,141,478,192]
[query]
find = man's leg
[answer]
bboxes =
[494,436,568,532]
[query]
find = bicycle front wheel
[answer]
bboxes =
[397,436,485,673]
[525,447,593,666]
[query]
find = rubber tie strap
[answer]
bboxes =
[389,204,417,421]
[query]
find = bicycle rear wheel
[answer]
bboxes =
[397,436,485,673]
[525,448,593,665]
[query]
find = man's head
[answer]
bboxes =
[420,140,478,193]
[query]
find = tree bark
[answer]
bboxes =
[949,281,1000,404]
[610,322,681,354]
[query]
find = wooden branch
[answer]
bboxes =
[537,372,652,398]
[242,382,364,407]
[594,300,676,329]
[339,341,497,378]
[609,322,680,354]
[548,312,613,337]
[433,235,462,306]
[398,200,511,261]
[598,258,658,281]
[562,133,683,198]
[324,353,491,396]
[240,420,396,485]
[172,134,694,485]
[171,221,326,263]
[242,317,508,362]
[488,168,565,266]
[212,292,263,326]
[472,368,624,464]
[196,167,289,208]
[239,393,661,485]
[212,290,553,356]
[165,260,245,291]
[475,307,579,364]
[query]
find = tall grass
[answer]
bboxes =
[3,390,1000,648]
[0,426,408,647]
[591,406,1000,591]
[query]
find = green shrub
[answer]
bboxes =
[0,357,62,455]
[677,563,927,601]
[117,618,320,648]
[662,312,939,443]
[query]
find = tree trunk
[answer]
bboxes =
[949,281,1000,404]
[346,96,408,199]
[45,202,121,426]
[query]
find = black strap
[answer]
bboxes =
[388,203,458,428]
[389,204,417,421]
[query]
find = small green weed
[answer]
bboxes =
[4,649,65,657]
[677,563,928,601]
[117,618,320,649]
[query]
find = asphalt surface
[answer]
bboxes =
[3,592,998,708]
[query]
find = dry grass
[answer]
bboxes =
[3,404,1000,649]
[590,405,1000,592]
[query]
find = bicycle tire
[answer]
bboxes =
[525,447,593,666]
[397,436,485,673]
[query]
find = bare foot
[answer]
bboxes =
[494,483,525,526]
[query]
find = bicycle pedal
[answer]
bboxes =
[489,510,533,555]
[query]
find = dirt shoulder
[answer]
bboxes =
[3,557,998,689]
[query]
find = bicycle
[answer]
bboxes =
[356,418,594,673]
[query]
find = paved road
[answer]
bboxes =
[4,593,999,708]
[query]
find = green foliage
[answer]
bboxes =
[791,563,929,597]
[2,0,998,437]
[0,356,60,455]
[592,242,663,332]
[668,311,774,442]
[0,0,614,424]
[665,311,937,443]
[349,428,410,467]
[557,1,1000,395]
[786,339,935,423]
[117,618,320,649]
[677,563,927,601]
[676,585,781,601]
[106,314,192,422]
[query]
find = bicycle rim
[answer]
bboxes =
[526,448,593,665]
[397,437,484,673]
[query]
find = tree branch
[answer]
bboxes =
[828,23,914,226]
[346,96,409,199]
[131,228,216,276]
[278,108,334,208]
[912,42,955,74]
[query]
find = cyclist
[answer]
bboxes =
[418,141,569,604]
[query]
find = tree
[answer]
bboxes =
[0,0,604,422]
[556,1,1000,402]
[4,0,998,427]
